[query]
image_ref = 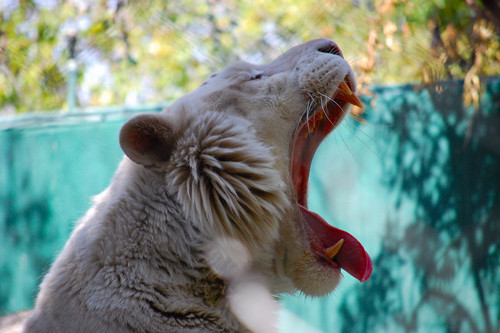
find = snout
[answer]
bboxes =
[263,39,345,75]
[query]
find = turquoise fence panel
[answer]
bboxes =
[0,120,123,312]
[1,80,499,332]
[0,107,166,314]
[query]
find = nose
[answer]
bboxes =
[316,39,344,58]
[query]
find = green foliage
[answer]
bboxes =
[1,0,499,113]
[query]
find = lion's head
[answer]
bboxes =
[119,39,372,298]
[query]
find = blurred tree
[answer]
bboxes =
[0,0,499,113]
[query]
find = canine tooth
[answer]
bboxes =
[306,121,315,135]
[337,81,363,107]
[309,121,316,133]
[339,81,353,96]
[349,94,363,107]
[306,116,317,135]
[326,239,344,259]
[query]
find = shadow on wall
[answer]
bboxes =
[0,121,126,313]
[336,78,500,333]
[1,132,53,312]
[1,130,53,313]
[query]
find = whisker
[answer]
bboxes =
[350,112,366,123]
[348,119,389,156]
[332,127,359,164]
[305,96,313,133]
[316,91,386,158]
[317,92,350,128]
[341,119,383,156]
[306,98,315,121]
[318,96,337,127]
[294,93,315,138]
[306,111,311,133]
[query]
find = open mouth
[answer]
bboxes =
[290,73,373,282]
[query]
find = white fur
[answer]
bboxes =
[8,39,356,333]
[168,111,288,256]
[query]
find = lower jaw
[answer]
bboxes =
[290,257,342,297]
[277,210,342,291]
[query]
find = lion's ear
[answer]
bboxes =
[119,113,176,166]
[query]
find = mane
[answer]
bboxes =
[168,111,289,252]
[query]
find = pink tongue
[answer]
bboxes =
[299,205,373,282]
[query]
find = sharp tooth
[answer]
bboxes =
[326,239,344,259]
[305,120,315,136]
[336,81,363,107]
[338,81,353,96]
[308,120,315,133]
[305,112,323,136]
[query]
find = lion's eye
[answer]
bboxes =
[249,72,264,80]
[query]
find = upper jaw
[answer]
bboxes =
[292,64,358,207]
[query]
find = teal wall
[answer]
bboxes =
[1,80,499,332]
[0,119,127,312]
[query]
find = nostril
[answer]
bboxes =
[317,41,344,58]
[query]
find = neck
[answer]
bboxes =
[30,159,246,332]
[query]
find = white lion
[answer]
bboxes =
[4,39,372,333]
